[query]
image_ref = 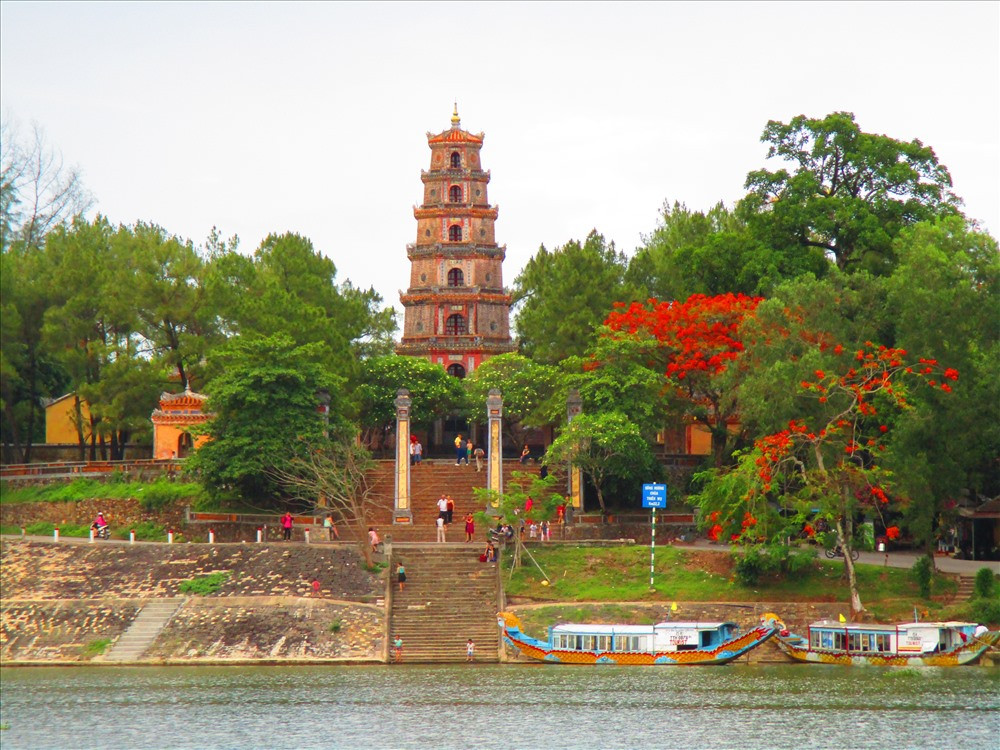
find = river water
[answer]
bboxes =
[1,664,997,749]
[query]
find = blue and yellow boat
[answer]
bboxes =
[497,611,782,665]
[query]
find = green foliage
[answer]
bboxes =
[24,521,91,537]
[178,571,230,595]
[512,231,635,364]
[329,620,343,633]
[626,200,823,299]
[187,334,340,504]
[0,477,203,505]
[973,568,996,599]
[544,412,656,512]
[357,354,467,435]
[465,353,559,430]
[742,111,959,275]
[969,598,1000,626]
[80,638,111,658]
[730,544,815,586]
[911,555,934,598]
[111,521,166,541]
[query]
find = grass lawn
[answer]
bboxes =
[0,477,203,507]
[504,544,959,623]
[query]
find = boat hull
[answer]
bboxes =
[775,630,1000,667]
[497,612,780,666]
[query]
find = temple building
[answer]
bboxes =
[396,107,515,377]
[151,387,213,459]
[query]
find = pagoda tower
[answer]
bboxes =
[396,106,515,376]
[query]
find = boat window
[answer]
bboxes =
[700,631,714,648]
[810,631,822,649]
[596,635,611,652]
[582,635,597,651]
[875,634,891,652]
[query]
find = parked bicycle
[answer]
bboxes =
[824,545,860,562]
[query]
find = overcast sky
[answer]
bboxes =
[2,1,997,323]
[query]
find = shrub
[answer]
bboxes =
[911,555,933,598]
[973,567,996,599]
[178,571,230,595]
[969,597,1000,626]
[329,620,342,633]
[81,638,111,657]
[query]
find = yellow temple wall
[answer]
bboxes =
[45,396,92,444]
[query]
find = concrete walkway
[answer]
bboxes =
[4,534,998,574]
[679,539,1000,575]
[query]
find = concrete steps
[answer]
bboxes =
[388,545,501,663]
[363,460,551,542]
[956,575,976,601]
[101,597,186,661]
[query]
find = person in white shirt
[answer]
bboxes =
[436,516,447,543]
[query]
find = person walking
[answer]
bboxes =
[414,440,423,465]
[473,445,485,471]
[436,516,447,543]
[446,495,455,525]
[464,512,475,542]
[437,494,449,525]
[466,639,475,662]
[369,527,381,553]
[281,512,294,541]
[396,561,406,592]
[409,436,417,466]
[454,434,466,465]
[465,439,473,467]
[393,636,403,662]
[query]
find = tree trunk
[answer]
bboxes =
[835,516,864,617]
[73,394,86,461]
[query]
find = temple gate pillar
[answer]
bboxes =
[393,389,413,524]
[566,388,584,520]
[486,389,503,505]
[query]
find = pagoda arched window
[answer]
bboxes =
[449,225,462,242]
[447,364,467,379]
[449,185,462,203]
[445,314,467,335]
[447,268,464,287]
[450,152,461,168]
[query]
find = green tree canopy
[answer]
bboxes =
[512,230,634,364]
[465,353,559,448]
[545,411,657,514]
[742,112,960,275]
[356,355,467,449]
[188,334,344,504]
[627,200,825,299]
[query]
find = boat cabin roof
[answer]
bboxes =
[809,620,978,632]
[552,621,735,635]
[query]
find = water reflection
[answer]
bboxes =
[1,664,997,749]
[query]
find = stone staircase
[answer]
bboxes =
[101,597,186,661]
[387,544,501,663]
[956,575,976,601]
[360,459,549,543]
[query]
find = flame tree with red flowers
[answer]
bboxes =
[605,293,763,468]
[697,333,957,616]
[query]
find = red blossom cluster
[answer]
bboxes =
[606,293,762,381]
[749,341,958,503]
[886,526,901,540]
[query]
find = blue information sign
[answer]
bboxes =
[642,483,667,509]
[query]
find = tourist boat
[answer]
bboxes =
[496,611,783,665]
[774,619,1000,667]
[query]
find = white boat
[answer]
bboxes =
[775,619,999,666]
